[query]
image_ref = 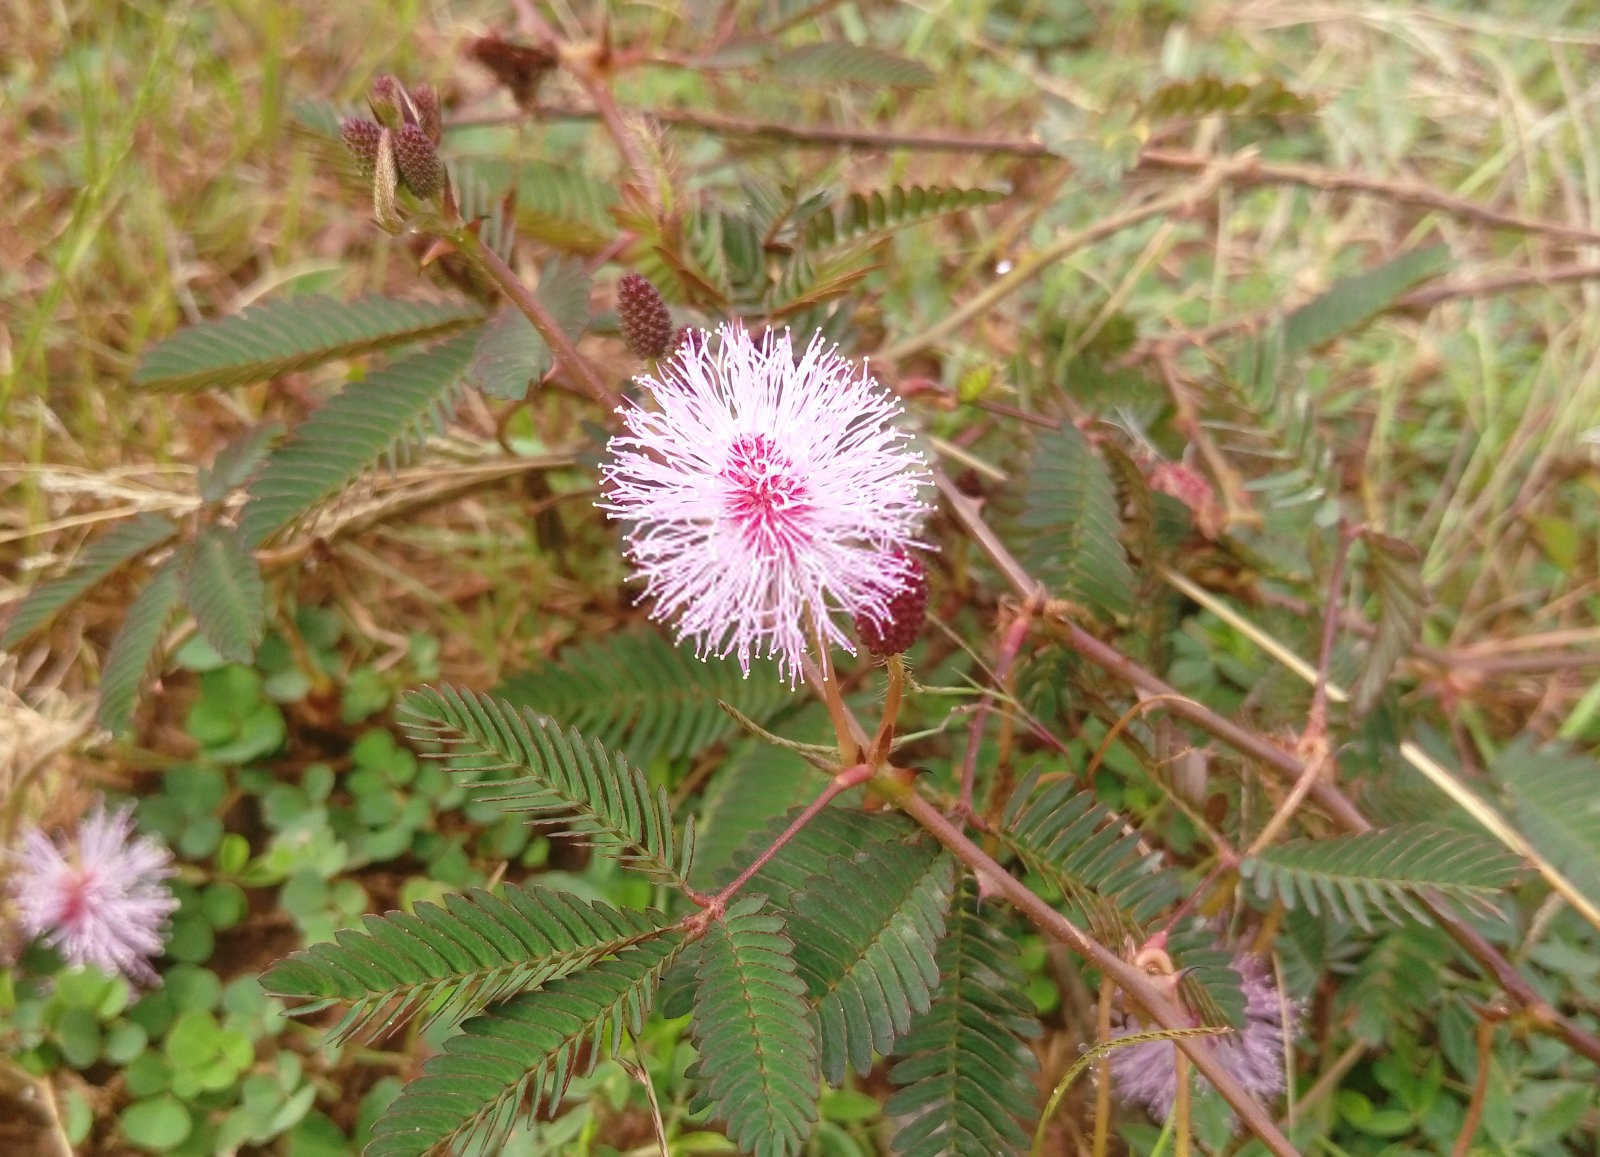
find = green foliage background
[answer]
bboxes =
[4,1,1600,1155]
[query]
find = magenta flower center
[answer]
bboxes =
[57,866,96,929]
[722,434,812,553]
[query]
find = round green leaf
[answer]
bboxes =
[165,914,214,964]
[163,965,222,1013]
[55,1007,103,1069]
[177,815,223,859]
[214,833,250,875]
[121,1095,192,1151]
[123,1050,172,1097]
[104,1019,150,1064]
[201,882,248,929]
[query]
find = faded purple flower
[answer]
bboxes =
[1111,954,1296,1121]
[600,323,930,681]
[8,803,178,984]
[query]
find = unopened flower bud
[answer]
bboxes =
[410,81,443,144]
[341,118,384,178]
[369,74,405,130]
[617,274,673,359]
[854,552,928,656]
[393,123,443,200]
[672,327,704,360]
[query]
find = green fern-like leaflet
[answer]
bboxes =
[399,685,696,889]
[1241,822,1522,929]
[260,883,674,1045]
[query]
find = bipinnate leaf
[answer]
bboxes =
[399,685,695,888]
[132,296,482,392]
[996,769,1179,943]
[468,259,591,400]
[180,527,265,664]
[198,422,285,503]
[96,557,182,735]
[690,707,836,890]
[1282,244,1450,354]
[1018,424,1135,620]
[886,877,1040,1157]
[367,930,685,1157]
[261,883,672,1045]
[4,512,177,648]
[1351,532,1426,715]
[497,628,791,768]
[1240,823,1522,930]
[789,841,956,1084]
[693,897,820,1157]
[239,331,480,546]
[1491,739,1600,911]
[803,185,1007,253]
[1141,75,1316,121]
[771,42,934,89]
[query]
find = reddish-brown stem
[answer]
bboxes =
[1450,1016,1499,1157]
[449,229,621,411]
[1135,148,1600,247]
[1306,524,1358,743]
[696,763,873,916]
[957,597,1039,820]
[884,783,1298,1157]
[937,472,1600,1067]
[869,655,906,768]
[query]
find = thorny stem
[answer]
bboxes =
[483,104,1600,248]
[1245,524,1359,858]
[1173,1048,1193,1157]
[448,228,621,411]
[957,594,1041,821]
[1450,1015,1500,1157]
[880,162,1246,362]
[1307,524,1359,743]
[869,654,906,767]
[803,643,864,765]
[937,465,1600,1067]
[1092,975,1115,1157]
[687,763,873,924]
[802,659,1297,1151]
[881,781,1299,1157]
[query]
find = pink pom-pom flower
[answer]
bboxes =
[600,323,930,681]
[1110,953,1297,1123]
[8,803,178,984]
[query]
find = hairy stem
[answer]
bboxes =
[938,464,1600,1067]
[449,228,620,410]
[882,781,1299,1157]
[958,596,1039,820]
[880,161,1245,362]
[1092,974,1115,1157]
[1450,1017,1498,1157]
[694,763,873,918]
[869,654,906,767]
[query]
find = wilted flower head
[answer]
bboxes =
[600,323,930,680]
[1111,954,1296,1122]
[8,803,177,984]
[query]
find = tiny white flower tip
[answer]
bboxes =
[600,322,932,681]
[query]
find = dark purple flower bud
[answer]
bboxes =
[340,118,384,178]
[393,123,442,200]
[368,74,405,130]
[617,273,673,359]
[411,81,443,144]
